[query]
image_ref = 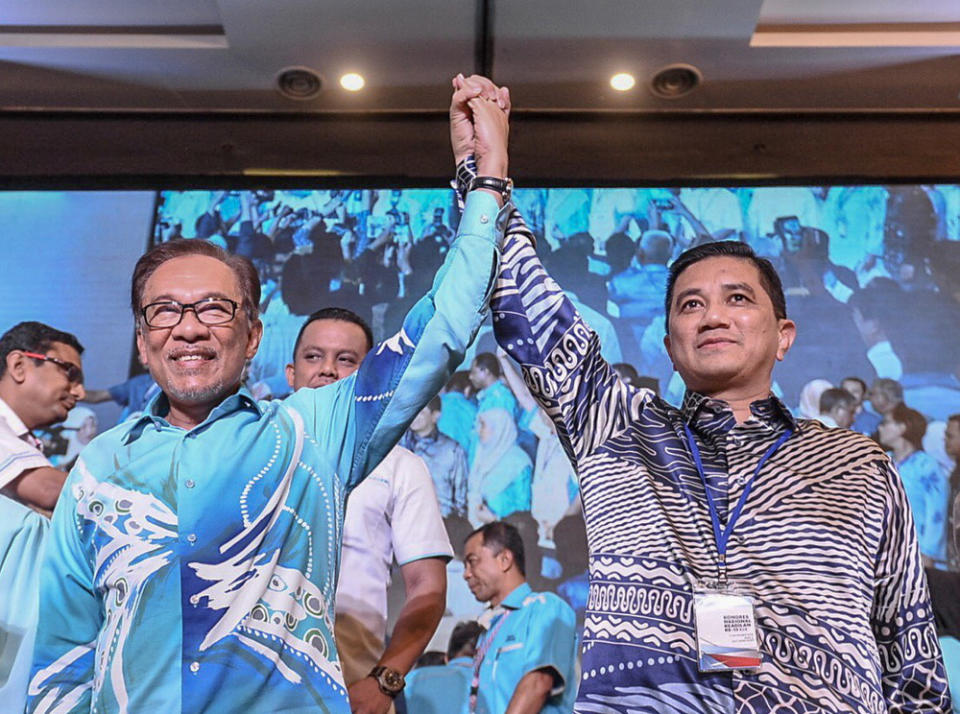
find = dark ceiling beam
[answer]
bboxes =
[474,0,495,79]
[1,111,959,187]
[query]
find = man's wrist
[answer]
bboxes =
[369,664,405,698]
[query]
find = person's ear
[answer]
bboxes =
[776,319,797,361]
[4,351,27,385]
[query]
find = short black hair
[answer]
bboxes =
[664,241,787,335]
[889,403,927,452]
[292,307,374,358]
[948,413,960,428]
[467,521,525,577]
[819,388,855,414]
[841,376,867,394]
[447,621,484,661]
[0,321,84,379]
[472,352,501,378]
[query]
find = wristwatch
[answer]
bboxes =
[369,665,405,697]
[468,175,513,204]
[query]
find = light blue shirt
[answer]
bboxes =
[473,583,577,714]
[27,191,503,714]
[0,497,47,707]
[404,657,472,714]
[897,449,950,563]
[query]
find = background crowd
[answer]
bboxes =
[24,181,958,695]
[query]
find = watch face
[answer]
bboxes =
[383,670,403,690]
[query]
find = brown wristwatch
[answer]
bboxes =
[369,665,405,697]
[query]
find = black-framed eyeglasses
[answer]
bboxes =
[21,351,84,384]
[140,298,240,329]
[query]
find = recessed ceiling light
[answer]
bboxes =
[610,73,636,92]
[340,73,365,92]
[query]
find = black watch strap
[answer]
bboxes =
[469,175,513,203]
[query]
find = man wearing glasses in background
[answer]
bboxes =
[0,321,85,709]
[28,75,510,714]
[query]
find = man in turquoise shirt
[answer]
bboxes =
[463,522,577,714]
[28,78,511,714]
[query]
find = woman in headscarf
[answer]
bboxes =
[797,378,833,420]
[467,408,532,526]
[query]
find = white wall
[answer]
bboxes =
[0,191,157,425]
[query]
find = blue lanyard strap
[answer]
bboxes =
[683,423,792,584]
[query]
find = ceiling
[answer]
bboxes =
[1,1,959,182]
[1,0,959,114]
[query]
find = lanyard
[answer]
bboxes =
[683,424,792,587]
[469,609,512,713]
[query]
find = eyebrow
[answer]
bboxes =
[146,291,235,303]
[722,282,757,296]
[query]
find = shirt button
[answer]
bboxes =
[190,661,200,673]
[190,594,200,606]
[480,214,490,224]
[185,479,196,489]
[187,533,197,544]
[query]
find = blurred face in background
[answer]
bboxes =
[945,419,960,461]
[841,379,865,408]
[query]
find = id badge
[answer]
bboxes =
[693,583,762,672]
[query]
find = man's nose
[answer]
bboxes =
[699,301,731,329]
[72,381,86,401]
[172,308,211,339]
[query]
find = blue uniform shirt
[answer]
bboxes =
[27,191,503,714]
[404,657,472,714]
[473,583,577,714]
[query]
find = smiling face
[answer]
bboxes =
[285,319,369,391]
[136,255,262,428]
[664,256,795,400]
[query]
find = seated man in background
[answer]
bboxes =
[458,74,951,712]
[817,386,856,429]
[463,521,577,714]
[29,75,507,714]
[286,307,452,714]
[404,620,484,714]
[0,321,85,708]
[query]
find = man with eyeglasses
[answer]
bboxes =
[28,77,509,714]
[0,320,85,709]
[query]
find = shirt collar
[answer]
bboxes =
[0,396,30,437]
[499,581,533,610]
[123,385,262,444]
[681,390,796,438]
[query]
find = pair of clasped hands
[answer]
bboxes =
[449,74,511,206]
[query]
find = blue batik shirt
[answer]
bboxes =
[27,191,503,714]
[486,202,952,713]
[896,449,949,564]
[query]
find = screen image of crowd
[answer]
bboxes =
[148,183,960,651]
[22,182,955,707]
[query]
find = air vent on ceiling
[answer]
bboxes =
[276,67,323,101]
[649,64,701,99]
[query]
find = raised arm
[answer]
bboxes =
[459,79,652,469]
[289,77,509,490]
